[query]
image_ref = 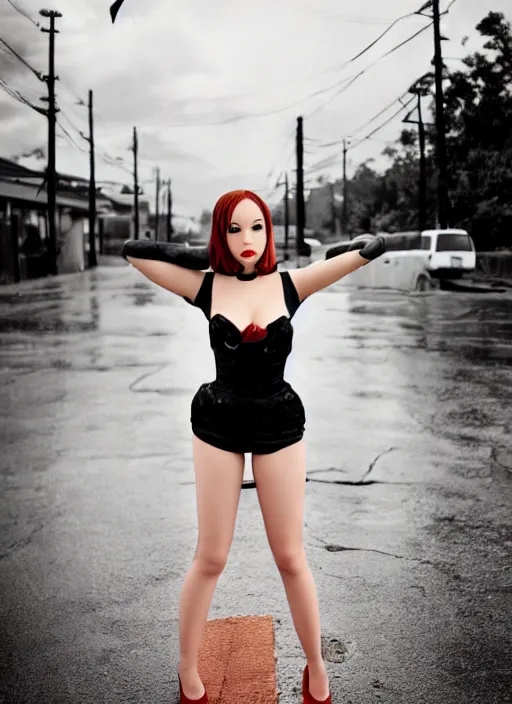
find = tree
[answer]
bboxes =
[199,209,212,226]
[442,11,512,249]
[341,11,511,247]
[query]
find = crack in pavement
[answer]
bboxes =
[359,446,397,483]
[309,533,435,563]
[307,478,420,486]
[307,467,348,476]
[0,511,63,561]
[491,445,512,472]
[129,363,169,392]
[304,449,399,486]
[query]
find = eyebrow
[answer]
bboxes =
[229,219,263,225]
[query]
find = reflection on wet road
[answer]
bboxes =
[0,267,510,704]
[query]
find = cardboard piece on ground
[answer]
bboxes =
[198,615,278,704]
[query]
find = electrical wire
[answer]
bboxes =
[164,16,431,131]
[0,74,46,114]
[0,35,43,80]
[267,128,296,186]
[312,4,429,80]
[2,0,40,28]
[348,96,416,150]
[56,118,88,154]
[305,21,433,120]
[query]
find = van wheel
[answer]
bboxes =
[415,275,429,292]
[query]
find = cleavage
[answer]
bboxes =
[214,313,288,335]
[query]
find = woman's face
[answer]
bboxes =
[226,198,267,271]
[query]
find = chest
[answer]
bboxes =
[210,273,289,331]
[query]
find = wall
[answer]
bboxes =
[57,210,85,273]
[476,252,512,279]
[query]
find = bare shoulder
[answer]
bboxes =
[126,257,206,300]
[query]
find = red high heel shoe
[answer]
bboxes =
[178,673,209,703]
[302,665,332,704]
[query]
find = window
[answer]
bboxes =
[421,236,431,250]
[436,233,472,252]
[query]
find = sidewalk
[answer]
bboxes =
[0,263,510,703]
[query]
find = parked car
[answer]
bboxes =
[324,229,476,291]
[420,229,476,279]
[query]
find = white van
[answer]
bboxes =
[325,229,476,291]
[420,229,476,279]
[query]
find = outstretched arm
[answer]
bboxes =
[122,240,210,301]
[289,235,385,301]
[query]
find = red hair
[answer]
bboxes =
[208,190,278,275]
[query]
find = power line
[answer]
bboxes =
[267,128,296,186]
[0,74,46,114]
[312,5,429,79]
[56,117,88,154]
[0,35,43,80]
[348,96,416,150]
[305,152,341,175]
[305,69,366,119]
[162,16,431,131]
[2,0,40,28]
[304,21,432,120]
[350,91,410,135]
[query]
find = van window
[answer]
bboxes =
[421,236,431,250]
[436,233,472,251]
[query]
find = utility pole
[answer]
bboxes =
[295,116,306,263]
[133,127,139,240]
[40,9,62,276]
[342,139,349,239]
[155,167,160,241]
[417,94,427,233]
[329,182,336,236]
[88,89,97,267]
[284,171,289,259]
[166,178,173,242]
[406,73,435,232]
[432,0,449,228]
[275,172,290,261]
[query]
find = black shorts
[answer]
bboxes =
[190,380,306,454]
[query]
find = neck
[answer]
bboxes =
[236,269,258,281]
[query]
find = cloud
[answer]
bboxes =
[1,0,511,217]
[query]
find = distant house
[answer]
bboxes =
[0,156,150,284]
[306,180,343,238]
[97,185,150,254]
[0,158,94,284]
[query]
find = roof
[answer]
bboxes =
[0,157,44,180]
[0,177,90,212]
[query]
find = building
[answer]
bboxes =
[0,157,150,284]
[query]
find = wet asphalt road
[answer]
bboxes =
[0,261,511,704]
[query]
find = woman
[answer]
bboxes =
[122,190,385,704]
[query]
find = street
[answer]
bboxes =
[0,262,511,704]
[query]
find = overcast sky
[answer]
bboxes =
[1,0,510,219]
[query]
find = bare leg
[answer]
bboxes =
[178,434,244,699]
[252,441,330,701]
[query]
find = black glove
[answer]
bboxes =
[348,234,386,261]
[121,240,210,271]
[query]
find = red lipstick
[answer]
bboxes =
[241,250,256,258]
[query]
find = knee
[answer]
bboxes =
[273,548,308,575]
[194,550,229,576]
